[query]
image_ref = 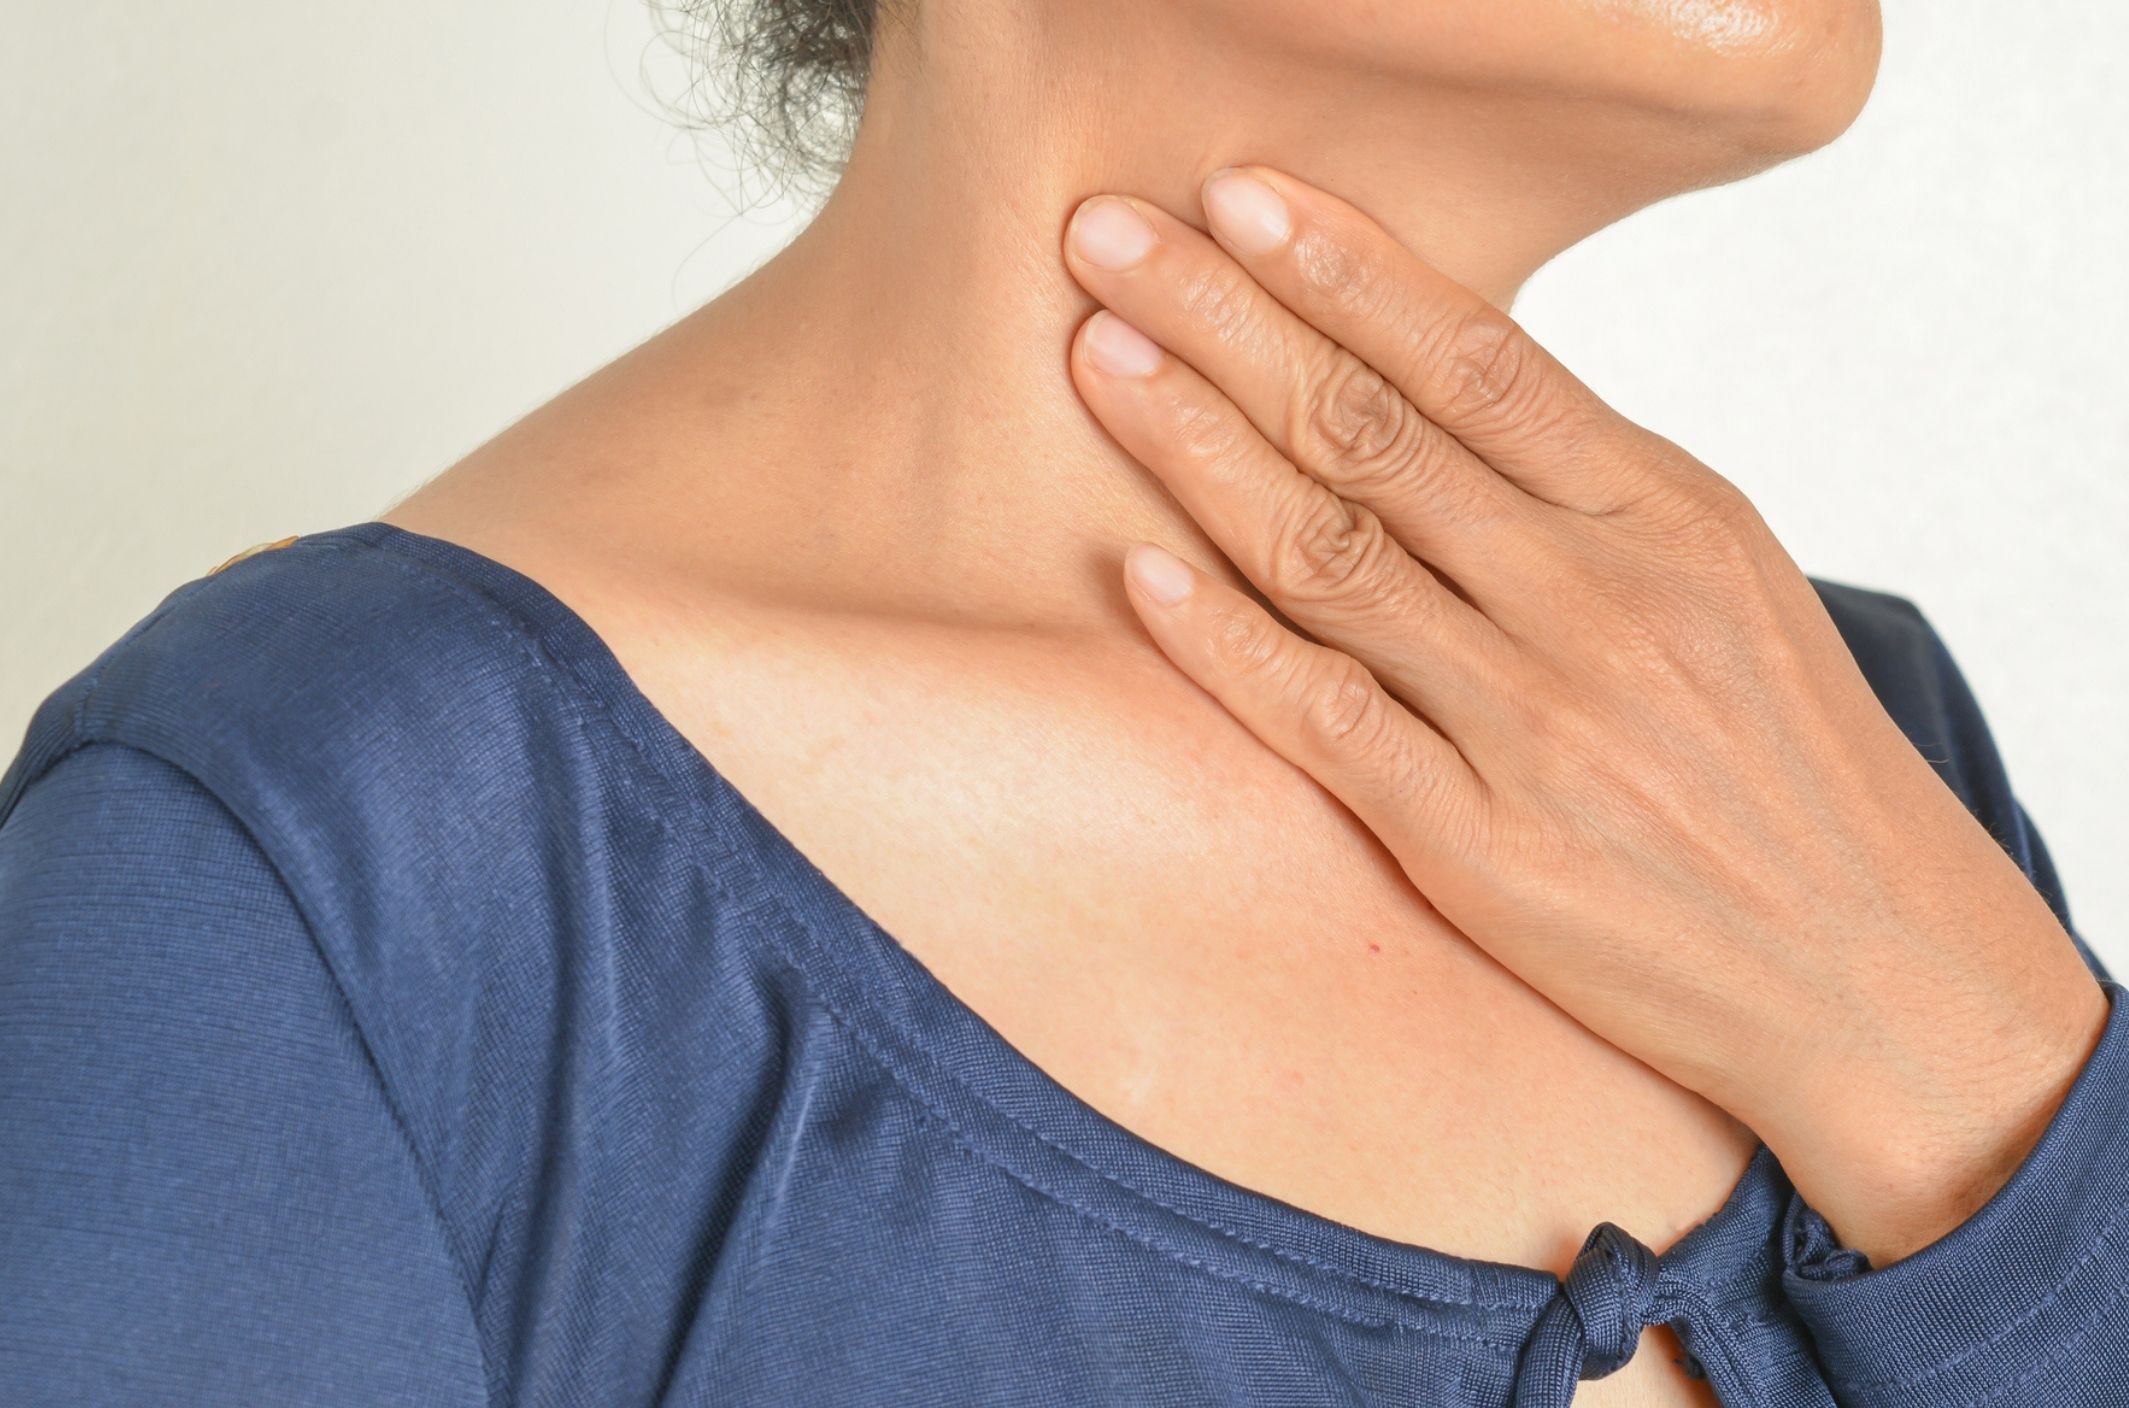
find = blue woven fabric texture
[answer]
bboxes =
[0,520,2120,1406]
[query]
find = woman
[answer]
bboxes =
[1,0,2121,1404]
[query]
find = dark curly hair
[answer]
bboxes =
[648,0,905,204]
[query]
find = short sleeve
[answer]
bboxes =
[0,743,489,1407]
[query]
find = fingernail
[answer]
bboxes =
[1127,542,1194,605]
[1084,311,1163,377]
[1069,196,1158,269]
[1202,169,1290,255]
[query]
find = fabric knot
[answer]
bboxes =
[1560,1222,1663,1374]
[1512,1222,1676,1407]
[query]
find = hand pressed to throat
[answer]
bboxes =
[1060,164,2109,1268]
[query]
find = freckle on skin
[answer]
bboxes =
[1368,942,1382,954]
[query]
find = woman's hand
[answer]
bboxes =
[1060,164,2110,1266]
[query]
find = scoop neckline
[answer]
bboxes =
[306,518,1791,1352]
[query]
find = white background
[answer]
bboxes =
[3,2,2124,967]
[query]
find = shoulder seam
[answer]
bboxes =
[1,584,199,831]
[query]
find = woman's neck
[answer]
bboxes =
[506,5,1760,629]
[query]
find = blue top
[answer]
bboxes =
[2,520,2124,1407]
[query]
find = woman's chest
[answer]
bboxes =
[632,603,1762,1252]
[549,580,1759,1404]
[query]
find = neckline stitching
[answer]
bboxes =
[778,944,1531,1347]
[317,522,1780,1322]
[309,528,1542,1319]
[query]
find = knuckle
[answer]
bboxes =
[1301,656,1395,754]
[1296,351,1503,529]
[1298,354,1425,495]
[1688,472,1762,531]
[1267,494,1397,605]
[1643,470,1770,573]
[1566,537,1773,697]
[1205,602,1292,682]
[1424,304,1544,427]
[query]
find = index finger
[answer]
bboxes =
[1197,163,1647,515]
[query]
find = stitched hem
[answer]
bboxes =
[314,529,1563,1324]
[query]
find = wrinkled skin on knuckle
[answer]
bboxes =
[1300,353,1429,498]
[1629,466,1770,566]
[1659,502,1782,616]
[1423,304,1551,430]
[1300,655,1397,756]
[1303,361,1507,534]
[1580,456,1781,606]
[1268,494,1400,607]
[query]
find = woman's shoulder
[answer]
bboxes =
[0,524,810,1394]
[0,518,778,1052]
[2,519,784,955]
[0,521,809,1243]
[4,513,625,981]
[4,522,594,841]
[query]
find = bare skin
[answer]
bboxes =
[1064,164,2106,1267]
[383,0,1911,1400]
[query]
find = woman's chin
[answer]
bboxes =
[1525,0,1886,197]
[1661,0,1886,161]
[1259,0,1885,172]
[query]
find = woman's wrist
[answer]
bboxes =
[1737,935,2109,1267]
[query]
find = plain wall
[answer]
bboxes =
[3,2,2124,967]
